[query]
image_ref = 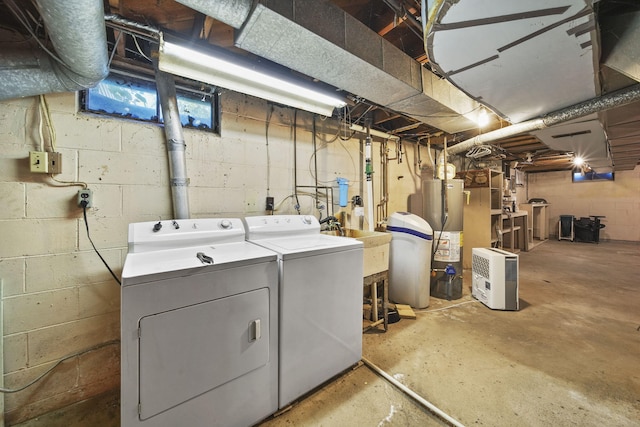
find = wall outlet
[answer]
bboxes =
[266,196,274,211]
[30,151,49,173]
[78,189,93,208]
[48,152,62,174]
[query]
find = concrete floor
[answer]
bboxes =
[13,239,640,426]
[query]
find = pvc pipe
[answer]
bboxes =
[365,123,375,231]
[366,180,374,231]
[362,357,465,427]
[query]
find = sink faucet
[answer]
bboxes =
[319,216,344,236]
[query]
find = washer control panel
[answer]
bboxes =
[245,215,321,239]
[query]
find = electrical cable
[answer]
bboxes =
[39,94,56,151]
[37,94,89,188]
[81,203,122,286]
[48,175,88,189]
[0,340,120,394]
[131,34,152,62]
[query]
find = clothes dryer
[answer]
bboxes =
[121,218,278,427]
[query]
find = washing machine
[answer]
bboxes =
[244,215,364,408]
[121,218,278,427]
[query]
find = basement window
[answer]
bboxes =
[81,72,219,133]
[572,170,615,182]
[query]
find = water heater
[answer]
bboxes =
[422,178,464,300]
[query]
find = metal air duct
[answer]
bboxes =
[448,83,640,156]
[175,0,483,133]
[0,0,109,100]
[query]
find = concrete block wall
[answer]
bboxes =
[527,167,640,242]
[0,90,423,424]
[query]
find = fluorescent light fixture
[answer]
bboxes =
[157,36,346,116]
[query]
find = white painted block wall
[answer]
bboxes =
[0,90,423,424]
[527,168,640,241]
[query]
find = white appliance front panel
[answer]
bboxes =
[139,288,270,420]
[278,247,363,407]
[121,260,279,427]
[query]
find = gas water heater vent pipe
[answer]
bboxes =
[365,122,375,231]
[154,62,190,219]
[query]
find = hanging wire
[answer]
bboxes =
[82,204,122,286]
[0,340,120,394]
[132,34,153,62]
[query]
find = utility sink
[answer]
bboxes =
[323,229,392,278]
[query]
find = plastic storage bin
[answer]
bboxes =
[559,215,574,241]
[387,212,433,308]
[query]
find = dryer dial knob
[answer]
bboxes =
[219,219,232,229]
[303,215,313,224]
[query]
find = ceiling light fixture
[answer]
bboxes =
[476,109,490,128]
[157,35,346,116]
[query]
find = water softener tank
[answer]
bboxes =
[388,212,433,308]
[422,178,464,300]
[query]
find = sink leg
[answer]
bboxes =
[371,282,378,323]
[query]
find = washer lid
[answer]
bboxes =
[249,234,362,260]
[121,241,276,286]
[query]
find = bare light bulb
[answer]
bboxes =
[573,156,584,167]
[477,109,489,127]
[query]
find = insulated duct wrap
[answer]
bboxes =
[449,84,640,156]
[0,0,109,100]
[174,0,484,133]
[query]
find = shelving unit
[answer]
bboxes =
[501,211,528,253]
[520,203,550,249]
[457,169,503,269]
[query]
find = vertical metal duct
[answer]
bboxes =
[448,83,640,155]
[154,66,191,219]
[0,0,109,100]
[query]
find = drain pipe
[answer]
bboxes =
[363,357,465,427]
[365,120,375,231]
[449,83,640,156]
[154,61,190,219]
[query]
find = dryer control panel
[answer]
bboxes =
[128,218,245,253]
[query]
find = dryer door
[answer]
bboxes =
[138,288,270,420]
